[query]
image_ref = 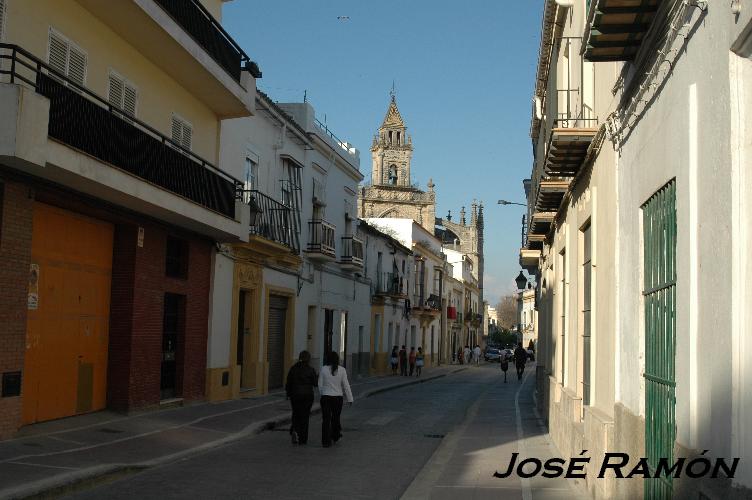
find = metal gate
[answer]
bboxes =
[642,181,677,499]
[267,295,288,390]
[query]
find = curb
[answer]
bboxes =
[3,367,466,499]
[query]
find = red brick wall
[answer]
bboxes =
[108,224,211,410]
[0,181,34,439]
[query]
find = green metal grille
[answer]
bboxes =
[642,181,677,500]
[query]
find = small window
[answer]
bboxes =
[108,71,138,117]
[165,236,189,279]
[48,28,87,87]
[171,114,192,151]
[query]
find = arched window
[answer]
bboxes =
[389,164,398,185]
[397,131,401,144]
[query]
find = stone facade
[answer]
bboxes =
[358,95,436,232]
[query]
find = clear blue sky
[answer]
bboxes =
[223,0,544,306]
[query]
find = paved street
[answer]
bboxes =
[58,364,585,500]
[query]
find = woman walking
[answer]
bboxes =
[390,346,399,375]
[318,351,353,448]
[285,350,317,445]
[415,347,425,377]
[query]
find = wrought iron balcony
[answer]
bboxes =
[0,44,241,217]
[375,272,402,296]
[154,0,258,82]
[339,236,364,270]
[306,219,336,260]
[242,189,298,252]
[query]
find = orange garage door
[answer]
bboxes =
[22,203,114,425]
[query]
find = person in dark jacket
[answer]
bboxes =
[399,345,408,376]
[514,342,528,381]
[285,350,317,445]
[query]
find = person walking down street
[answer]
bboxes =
[473,345,481,366]
[390,346,399,375]
[500,353,509,383]
[463,346,472,366]
[415,347,425,377]
[457,347,464,365]
[285,350,317,445]
[399,345,408,376]
[318,351,353,448]
[408,347,417,376]
[514,342,528,380]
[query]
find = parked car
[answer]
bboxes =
[484,347,501,362]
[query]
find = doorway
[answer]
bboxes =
[267,295,289,390]
[324,308,334,362]
[236,290,255,390]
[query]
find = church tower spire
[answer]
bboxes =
[371,94,413,187]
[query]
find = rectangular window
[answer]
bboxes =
[244,157,258,191]
[582,222,592,407]
[559,249,567,385]
[0,0,6,41]
[48,28,87,87]
[170,114,192,151]
[165,236,189,279]
[108,71,138,117]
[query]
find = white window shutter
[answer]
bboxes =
[123,83,137,117]
[48,31,68,77]
[171,116,183,145]
[181,122,192,151]
[108,73,123,109]
[67,45,87,86]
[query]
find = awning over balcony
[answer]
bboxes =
[530,211,556,235]
[519,248,541,270]
[535,178,570,213]
[584,0,661,62]
[545,128,599,177]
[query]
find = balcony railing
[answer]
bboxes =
[0,44,241,217]
[306,219,336,258]
[375,272,402,296]
[242,190,298,252]
[314,118,359,163]
[154,0,256,82]
[340,236,364,267]
[554,89,599,129]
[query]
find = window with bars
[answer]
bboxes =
[581,221,592,408]
[170,114,192,151]
[108,71,137,118]
[48,28,87,87]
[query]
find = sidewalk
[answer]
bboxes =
[0,366,465,500]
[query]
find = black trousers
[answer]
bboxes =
[320,395,344,447]
[516,363,525,379]
[400,361,408,376]
[290,394,314,444]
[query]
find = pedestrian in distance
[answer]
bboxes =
[390,346,399,375]
[463,345,472,367]
[399,345,408,376]
[457,347,464,365]
[514,342,528,380]
[415,347,424,377]
[500,353,509,383]
[318,351,353,448]
[285,350,317,445]
[408,346,417,376]
[473,345,481,366]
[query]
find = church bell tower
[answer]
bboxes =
[371,93,413,187]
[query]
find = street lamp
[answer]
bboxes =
[248,195,262,229]
[497,199,527,207]
[515,270,528,290]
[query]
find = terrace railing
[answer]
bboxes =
[340,236,364,267]
[0,44,242,217]
[306,219,336,258]
[154,0,254,81]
